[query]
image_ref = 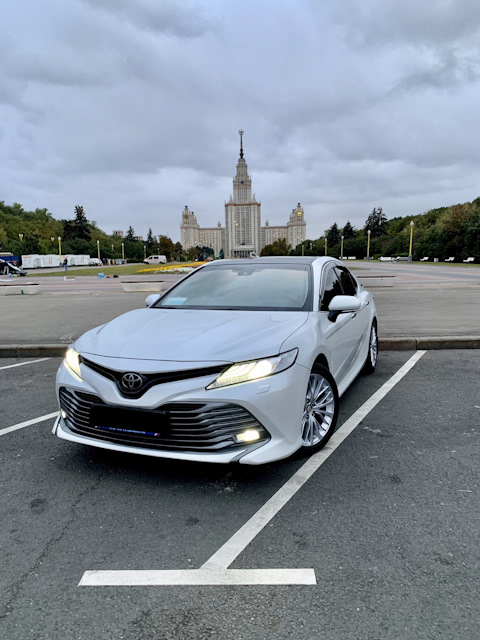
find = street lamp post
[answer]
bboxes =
[408,221,414,262]
[19,233,24,242]
[324,236,327,256]
[144,245,146,260]
[366,229,371,260]
[121,242,125,260]
[97,240,100,261]
[341,235,344,259]
[58,236,62,263]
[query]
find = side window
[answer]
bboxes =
[320,267,343,311]
[335,266,357,296]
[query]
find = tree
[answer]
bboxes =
[261,238,290,256]
[342,221,356,239]
[365,207,388,238]
[73,205,91,241]
[173,241,184,261]
[62,220,77,242]
[125,226,136,242]
[187,246,200,261]
[147,228,154,250]
[326,223,341,246]
[158,235,175,260]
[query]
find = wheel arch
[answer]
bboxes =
[313,353,330,371]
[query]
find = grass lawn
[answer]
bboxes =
[29,262,203,277]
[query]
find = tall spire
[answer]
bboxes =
[239,129,244,158]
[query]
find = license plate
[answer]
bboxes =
[90,404,169,437]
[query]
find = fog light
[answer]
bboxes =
[61,409,67,420]
[236,429,261,443]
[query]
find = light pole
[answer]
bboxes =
[366,229,371,260]
[341,235,344,259]
[144,245,146,260]
[324,236,327,256]
[58,236,62,262]
[19,233,24,242]
[97,239,100,261]
[121,242,125,260]
[408,221,414,262]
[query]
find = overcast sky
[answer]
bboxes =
[2,0,479,242]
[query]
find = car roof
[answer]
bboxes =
[204,256,339,267]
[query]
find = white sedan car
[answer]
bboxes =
[54,257,378,465]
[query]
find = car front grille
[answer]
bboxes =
[81,357,227,399]
[59,387,269,453]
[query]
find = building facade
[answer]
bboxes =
[180,132,306,257]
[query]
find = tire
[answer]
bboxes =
[300,364,339,454]
[362,321,378,374]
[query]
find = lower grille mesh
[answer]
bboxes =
[59,387,269,452]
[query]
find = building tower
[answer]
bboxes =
[224,130,262,258]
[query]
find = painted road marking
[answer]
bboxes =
[80,351,426,587]
[79,569,316,586]
[0,358,50,371]
[0,412,59,437]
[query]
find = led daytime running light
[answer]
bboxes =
[207,349,297,389]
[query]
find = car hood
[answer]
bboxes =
[76,308,308,364]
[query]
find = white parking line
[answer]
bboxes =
[79,569,316,586]
[0,358,50,371]
[0,412,59,437]
[80,351,426,587]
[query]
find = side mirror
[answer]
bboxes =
[327,295,361,322]
[145,294,160,307]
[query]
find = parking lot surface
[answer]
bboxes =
[1,351,478,639]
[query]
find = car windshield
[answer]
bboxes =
[154,263,312,311]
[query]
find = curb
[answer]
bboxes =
[0,344,69,358]
[1,337,480,358]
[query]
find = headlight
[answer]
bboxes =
[207,349,298,390]
[64,347,82,380]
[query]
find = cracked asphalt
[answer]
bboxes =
[1,351,479,639]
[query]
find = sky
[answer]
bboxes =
[2,0,480,243]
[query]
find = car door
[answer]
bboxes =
[319,264,369,386]
[335,265,371,371]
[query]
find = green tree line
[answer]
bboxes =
[0,201,183,263]
[262,198,480,262]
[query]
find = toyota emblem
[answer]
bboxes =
[121,372,144,391]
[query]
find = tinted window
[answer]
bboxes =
[335,266,357,296]
[155,264,312,311]
[320,267,343,311]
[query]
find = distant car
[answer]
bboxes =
[0,258,27,276]
[88,258,102,266]
[54,257,378,465]
[143,255,167,264]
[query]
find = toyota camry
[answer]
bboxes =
[53,257,378,465]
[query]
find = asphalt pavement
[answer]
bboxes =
[0,262,479,356]
[1,350,479,639]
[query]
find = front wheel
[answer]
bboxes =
[300,364,339,454]
[362,321,378,374]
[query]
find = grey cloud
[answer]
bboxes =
[81,0,216,38]
[328,0,480,49]
[391,49,480,93]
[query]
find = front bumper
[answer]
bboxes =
[54,358,310,465]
